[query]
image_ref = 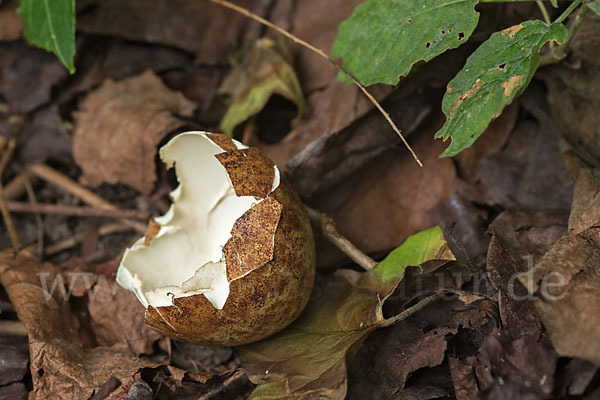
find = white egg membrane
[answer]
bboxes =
[116,132,280,310]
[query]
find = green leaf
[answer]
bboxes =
[331,0,480,86]
[588,0,600,15]
[435,21,568,157]
[550,0,558,8]
[219,37,304,136]
[240,227,470,400]
[18,0,75,73]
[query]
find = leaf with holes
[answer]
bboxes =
[331,0,479,86]
[18,0,75,73]
[240,227,472,400]
[435,21,568,157]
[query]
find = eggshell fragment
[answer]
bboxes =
[116,132,315,345]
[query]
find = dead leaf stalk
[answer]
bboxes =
[23,177,44,258]
[26,164,146,233]
[0,320,28,336]
[6,201,151,220]
[44,222,133,256]
[305,206,377,270]
[207,0,423,167]
[380,293,439,328]
[197,370,247,400]
[0,115,24,250]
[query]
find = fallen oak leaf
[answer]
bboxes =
[0,249,157,399]
[239,226,473,399]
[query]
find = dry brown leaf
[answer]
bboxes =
[0,250,156,399]
[73,70,195,193]
[544,12,600,162]
[312,128,455,266]
[259,80,391,169]
[87,280,167,357]
[0,43,67,113]
[487,210,567,339]
[76,0,251,64]
[518,157,600,365]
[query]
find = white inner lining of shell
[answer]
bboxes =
[116,132,280,310]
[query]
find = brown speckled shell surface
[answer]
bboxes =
[144,179,316,346]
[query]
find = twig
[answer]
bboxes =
[197,370,247,400]
[0,116,24,251]
[6,201,150,220]
[0,320,28,336]
[0,130,19,179]
[380,293,439,327]
[2,171,37,201]
[44,222,133,256]
[23,177,44,258]
[305,206,377,271]
[0,184,20,250]
[208,0,423,167]
[26,164,146,233]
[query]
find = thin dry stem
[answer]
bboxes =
[0,184,21,250]
[208,0,423,167]
[26,164,146,233]
[380,293,439,327]
[0,320,28,336]
[44,222,133,256]
[23,177,44,258]
[305,206,377,271]
[0,117,24,250]
[6,201,150,220]
[2,171,37,201]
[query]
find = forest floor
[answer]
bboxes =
[0,1,599,399]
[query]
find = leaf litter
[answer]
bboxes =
[0,2,600,399]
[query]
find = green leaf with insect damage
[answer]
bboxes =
[435,20,568,157]
[18,0,75,73]
[240,227,470,400]
[331,0,480,86]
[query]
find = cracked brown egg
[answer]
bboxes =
[116,132,316,346]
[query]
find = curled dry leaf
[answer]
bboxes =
[117,132,316,346]
[240,227,472,399]
[218,36,304,136]
[518,154,600,365]
[0,249,156,400]
[73,70,195,194]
